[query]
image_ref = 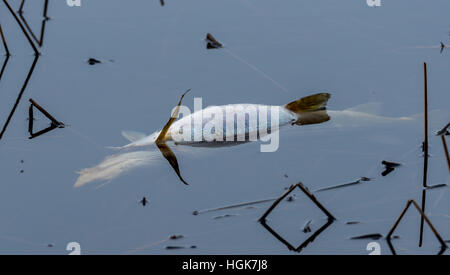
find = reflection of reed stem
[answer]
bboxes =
[442,135,450,172]
[18,0,49,47]
[423,62,429,188]
[419,62,429,248]
[0,55,39,140]
[29,99,61,125]
[0,24,10,56]
[387,199,447,255]
[2,0,39,55]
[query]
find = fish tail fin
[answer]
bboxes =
[284,93,331,125]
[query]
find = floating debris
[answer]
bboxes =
[140,197,148,206]
[19,170,24,174]
[381,160,401,176]
[160,0,165,6]
[351,233,383,240]
[165,246,184,250]
[426,183,447,190]
[284,174,288,178]
[286,195,295,202]
[436,123,450,136]
[169,235,184,240]
[193,198,276,216]
[205,33,223,49]
[47,243,53,248]
[314,177,371,192]
[346,221,360,225]
[28,99,65,139]
[302,220,312,233]
[436,123,450,172]
[87,58,101,65]
[440,42,446,54]
[382,160,401,168]
[386,199,447,255]
[213,214,237,219]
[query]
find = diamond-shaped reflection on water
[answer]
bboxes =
[259,182,335,253]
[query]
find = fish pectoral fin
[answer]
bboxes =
[121,131,146,142]
[156,142,189,185]
[156,89,190,143]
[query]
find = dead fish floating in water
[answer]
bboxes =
[74,92,331,187]
[74,91,449,187]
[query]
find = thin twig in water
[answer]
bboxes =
[28,98,64,139]
[386,199,447,255]
[193,198,276,215]
[314,177,371,193]
[437,123,450,172]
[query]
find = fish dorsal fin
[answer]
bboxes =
[345,102,382,115]
[121,131,146,142]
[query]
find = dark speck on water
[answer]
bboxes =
[140,197,148,206]
[169,234,184,240]
[350,233,383,240]
[286,196,295,202]
[166,246,184,250]
[381,160,401,176]
[87,58,101,65]
[205,33,223,49]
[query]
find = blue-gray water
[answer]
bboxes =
[0,0,449,254]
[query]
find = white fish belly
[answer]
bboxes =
[168,104,295,145]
